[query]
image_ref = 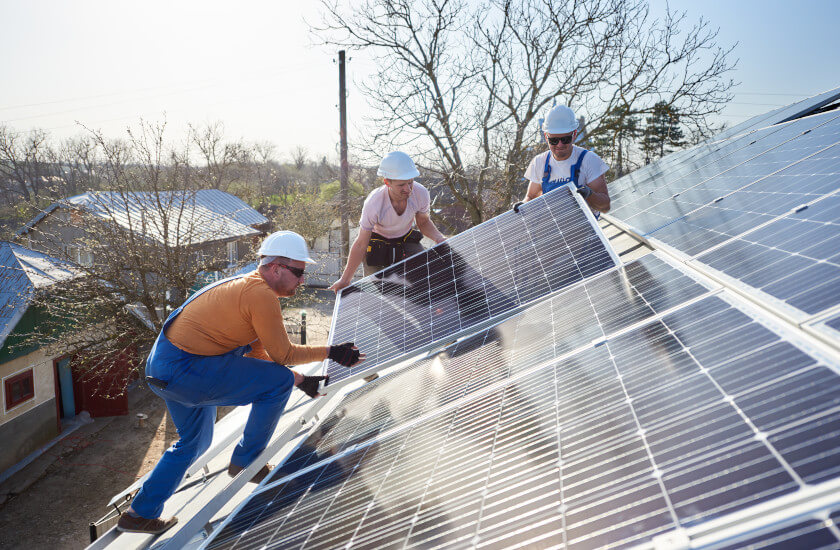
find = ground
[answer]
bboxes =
[0,291,335,550]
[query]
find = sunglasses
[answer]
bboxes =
[547,134,574,146]
[277,263,305,278]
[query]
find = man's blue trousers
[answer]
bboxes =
[130,331,294,519]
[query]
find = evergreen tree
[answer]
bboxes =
[642,102,686,160]
[591,106,642,177]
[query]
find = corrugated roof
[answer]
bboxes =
[191,189,268,228]
[19,190,268,246]
[0,242,78,349]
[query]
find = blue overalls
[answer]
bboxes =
[541,150,599,219]
[130,275,295,519]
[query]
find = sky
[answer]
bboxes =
[0,0,838,163]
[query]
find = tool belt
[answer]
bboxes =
[366,229,423,267]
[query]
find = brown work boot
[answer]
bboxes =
[117,512,178,535]
[227,463,274,483]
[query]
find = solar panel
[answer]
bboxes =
[325,185,619,383]
[610,111,840,236]
[274,254,713,478]
[691,191,840,319]
[602,109,840,324]
[710,86,840,144]
[204,289,840,550]
[172,96,840,550]
[605,121,802,224]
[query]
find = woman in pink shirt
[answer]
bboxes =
[330,151,446,292]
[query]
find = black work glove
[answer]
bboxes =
[328,342,360,367]
[577,185,592,199]
[512,201,524,213]
[298,375,328,398]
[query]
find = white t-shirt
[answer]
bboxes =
[359,182,431,239]
[524,147,609,192]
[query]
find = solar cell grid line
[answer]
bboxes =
[325,185,619,384]
[616,112,840,237]
[643,140,840,258]
[692,188,840,321]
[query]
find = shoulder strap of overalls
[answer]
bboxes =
[540,152,552,189]
[163,273,247,327]
[570,149,588,189]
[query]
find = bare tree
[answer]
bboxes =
[51,134,102,197]
[189,122,248,191]
[0,125,57,202]
[313,0,737,225]
[290,145,310,171]
[17,121,244,382]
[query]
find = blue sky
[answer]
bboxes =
[0,0,837,160]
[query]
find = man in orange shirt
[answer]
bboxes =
[118,231,364,535]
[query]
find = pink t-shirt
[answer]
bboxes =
[359,182,431,239]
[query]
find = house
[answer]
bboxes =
[0,242,78,476]
[17,189,269,275]
[1,189,270,472]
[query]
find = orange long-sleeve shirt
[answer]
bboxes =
[165,271,329,365]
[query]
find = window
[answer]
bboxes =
[227,241,238,265]
[70,246,94,267]
[5,369,35,410]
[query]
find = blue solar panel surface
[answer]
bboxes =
[275,254,711,478]
[326,186,617,383]
[610,111,840,236]
[696,192,840,316]
[606,109,840,321]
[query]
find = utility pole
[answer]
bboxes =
[338,50,350,265]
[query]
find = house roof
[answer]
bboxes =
[190,189,269,229]
[18,190,268,247]
[0,242,79,350]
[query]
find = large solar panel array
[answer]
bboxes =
[325,186,619,383]
[205,273,840,549]
[196,97,840,550]
[606,109,840,323]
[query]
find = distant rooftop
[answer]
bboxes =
[0,242,79,349]
[18,189,268,246]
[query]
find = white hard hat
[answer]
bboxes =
[257,230,316,263]
[542,105,579,134]
[377,151,420,180]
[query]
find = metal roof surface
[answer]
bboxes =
[19,190,267,246]
[0,242,78,349]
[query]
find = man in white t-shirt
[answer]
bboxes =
[517,104,611,217]
[329,151,446,293]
